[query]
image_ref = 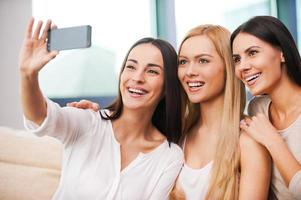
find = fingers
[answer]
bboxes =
[66,102,77,107]
[25,17,34,39]
[39,50,59,67]
[41,19,52,41]
[51,24,58,29]
[78,100,94,109]
[244,117,252,126]
[66,100,100,111]
[240,119,248,129]
[49,50,59,58]
[240,117,252,131]
[91,103,100,111]
[33,20,43,40]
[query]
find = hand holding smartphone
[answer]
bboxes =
[47,25,92,51]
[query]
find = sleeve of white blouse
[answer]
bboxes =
[149,146,184,200]
[289,169,301,199]
[24,97,97,145]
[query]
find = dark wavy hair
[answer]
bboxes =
[230,15,301,86]
[100,37,182,144]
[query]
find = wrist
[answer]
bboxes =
[19,66,39,79]
[264,132,284,151]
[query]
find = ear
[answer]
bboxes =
[280,52,285,63]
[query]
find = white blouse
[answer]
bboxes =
[177,161,213,200]
[24,98,184,200]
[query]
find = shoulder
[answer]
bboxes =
[168,142,184,156]
[163,142,184,164]
[247,95,271,116]
[239,132,270,163]
[62,107,110,131]
[239,132,258,147]
[239,132,265,152]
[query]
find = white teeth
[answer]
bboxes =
[128,88,146,95]
[245,73,261,82]
[188,82,204,87]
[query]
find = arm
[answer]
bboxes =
[20,18,95,144]
[19,18,58,125]
[239,132,271,200]
[241,114,301,191]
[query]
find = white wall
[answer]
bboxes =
[0,0,31,128]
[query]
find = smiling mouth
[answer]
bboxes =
[187,81,205,90]
[128,87,147,96]
[245,73,261,85]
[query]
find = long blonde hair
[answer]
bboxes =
[173,25,246,200]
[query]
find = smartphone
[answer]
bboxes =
[47,25,92,51]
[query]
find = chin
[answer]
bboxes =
[187,97,202,104]
[248,87,265,96]
[122,100,139,108]
[124,104,144,110]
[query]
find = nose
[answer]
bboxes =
[237,58,252,72]
[185,63,198,77]
[132,69,145,83]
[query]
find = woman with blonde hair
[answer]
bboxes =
[170,24,271,200]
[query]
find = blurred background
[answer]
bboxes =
[0,0,299,128]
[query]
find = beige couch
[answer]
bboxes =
[0,126,62,200]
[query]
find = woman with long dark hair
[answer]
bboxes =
[20,18,183,199]
[231,16,301,199]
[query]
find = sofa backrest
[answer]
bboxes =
[0,126,62,200]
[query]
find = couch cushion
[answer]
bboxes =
[0,126,62,200]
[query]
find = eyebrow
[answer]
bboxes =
[127,59,163,69]
[244,45,260,53]
[127,59,138,63]
[179,53,213,59]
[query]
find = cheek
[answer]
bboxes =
[234,67,242,80]
[177,68,186,86]
[214,72,226,90]
[152,75,165,92]
[266,65,282,83]
[207,67,226,91]
[153,81,165,100]
[119,72,128,90]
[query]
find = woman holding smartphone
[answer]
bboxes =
[75,24,272,200]
[20,18,183,200]
[231,16,301,199]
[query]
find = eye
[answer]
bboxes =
[232,56,240,64]
[199,58,209,64]
[125,65,135,70]
[179,59,187,65]
[147,69,160,75]
[248,50,258,56]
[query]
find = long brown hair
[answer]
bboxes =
[173,25,246,200]
[100,38,182,144]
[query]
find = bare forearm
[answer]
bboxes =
[265,136,301,186]
[20,71,47,125]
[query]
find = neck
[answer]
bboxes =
[113,107,155,142]
[268,74,301,115]
[197,93,224,133]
